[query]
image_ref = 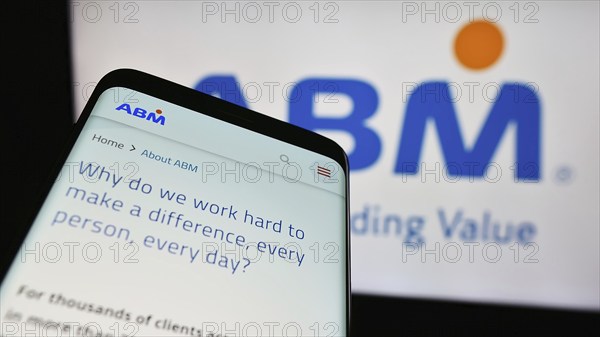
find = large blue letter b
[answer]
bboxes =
[289,79,381,170]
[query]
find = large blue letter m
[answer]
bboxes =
[395,82,540,180]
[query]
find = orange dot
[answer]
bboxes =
[156,109,162,114]
[454,20,504,70]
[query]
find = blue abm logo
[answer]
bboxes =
[116,103,166,126]
[194,20,541,181]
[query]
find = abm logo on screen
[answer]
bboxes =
[116,103,166,126]
[195,20,540,180]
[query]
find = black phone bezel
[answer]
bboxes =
[1,68,351,335]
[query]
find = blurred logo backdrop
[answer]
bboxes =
[71,1,599,310]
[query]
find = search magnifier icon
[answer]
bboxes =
[280,154,290,164]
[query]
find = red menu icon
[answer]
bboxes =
[317,165,331,178]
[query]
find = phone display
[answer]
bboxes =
[0,69,349,337]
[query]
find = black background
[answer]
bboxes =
[2,1,598,336]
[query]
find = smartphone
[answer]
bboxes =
[0,69,350,337]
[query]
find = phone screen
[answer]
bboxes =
[1,83,348,336]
